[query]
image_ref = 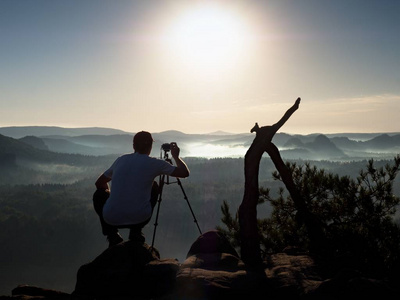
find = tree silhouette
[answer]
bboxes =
[221,156,400,276]
[239,98,326,266]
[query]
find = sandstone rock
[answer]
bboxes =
[0,285,70,299]
[310,268,398,299]
[3,231,399,299]
[186,230,239,258]
[176,231,326,299]
[265,253,323,298]
[72,241,179,299]
[176,231,268,299]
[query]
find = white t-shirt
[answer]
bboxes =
[102,153,175,226]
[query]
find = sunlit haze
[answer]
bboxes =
[165,3,251,72]
[1,0,399,134]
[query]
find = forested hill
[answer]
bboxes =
[0,134,116,185]
[0,126,130,139]
[0,134,113,166]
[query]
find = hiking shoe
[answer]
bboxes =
[107,232,123,248]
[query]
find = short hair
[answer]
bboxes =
[133,131,153,153]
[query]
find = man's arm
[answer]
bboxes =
[169,142,190,178]
[95,174,111,190]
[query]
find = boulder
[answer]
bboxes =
[72,241,179,299]
[186,230,239,258]
[176,230,324,299]
[176,230,268,299]
[264,253,322,298]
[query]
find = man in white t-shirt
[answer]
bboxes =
[93,131,190,247]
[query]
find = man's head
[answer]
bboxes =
[133,131,153,154]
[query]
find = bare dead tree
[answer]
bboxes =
[239,98,325,266]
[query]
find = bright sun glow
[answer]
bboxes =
[166,5,250,71]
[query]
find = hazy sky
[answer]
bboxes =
[1,0,399,134]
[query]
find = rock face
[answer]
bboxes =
[1,285,70,299]
[73,240,179,299]
[176,230,267,299]
[1,230,399,299]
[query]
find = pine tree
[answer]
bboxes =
[219,155,400,276]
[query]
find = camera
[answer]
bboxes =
[161,143,171,151]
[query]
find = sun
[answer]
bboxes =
[165,4,250,71]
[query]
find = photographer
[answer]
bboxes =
[93,131,189,247]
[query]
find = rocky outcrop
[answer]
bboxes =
[176,230,266,299]
[176,231,324,299]
[0,285,69,299]
[1,231,398,299]
[72,240,179,299]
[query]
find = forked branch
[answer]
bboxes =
[239,97,325,266]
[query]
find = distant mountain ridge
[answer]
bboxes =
[1,125,399,140]
[0,126,132,139]
[1,126,399,160]
[0,134,104,166]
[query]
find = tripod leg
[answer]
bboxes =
[151,175,165,249]
[177,178,202,235]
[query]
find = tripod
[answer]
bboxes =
[151,147,202,249]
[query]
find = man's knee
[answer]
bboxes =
[93,189,110,200]
[93,189,110,214]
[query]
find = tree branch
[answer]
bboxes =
[239,98,303,266]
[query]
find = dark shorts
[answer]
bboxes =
[93,181,159,236]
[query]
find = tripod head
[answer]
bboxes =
[151,142,202,249]
[160,143,173,164]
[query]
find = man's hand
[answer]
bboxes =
[169,142,190,178]
[170,142,180,158]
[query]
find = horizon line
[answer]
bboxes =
[0,124,399,137]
